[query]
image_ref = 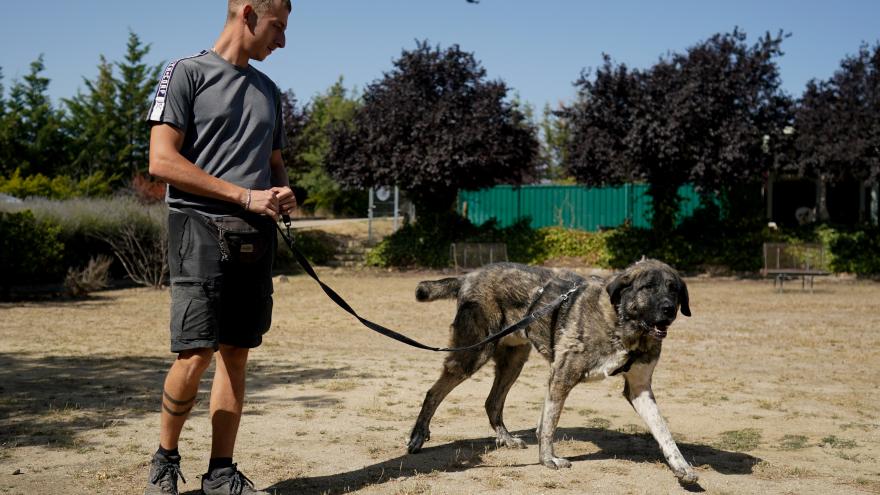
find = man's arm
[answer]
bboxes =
[149,123,281,218]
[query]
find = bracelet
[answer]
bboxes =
[243,189,252,210]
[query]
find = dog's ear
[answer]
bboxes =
[606,274,630,310]
[678,279,691,317]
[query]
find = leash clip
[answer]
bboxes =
[560,284,580,301]
[281,214,292,240]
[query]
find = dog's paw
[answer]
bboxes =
[407,428,429,454]
[541,456,572,470]
[674,467,699,485]
[496,435,527,449]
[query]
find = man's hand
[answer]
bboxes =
[246,189,281,220]
[270,186,297,217]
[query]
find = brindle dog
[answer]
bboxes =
[406,259,698,484]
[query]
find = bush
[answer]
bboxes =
[817,226,880,275]
[0,168,117,199]
[98,211,168,288]
[522,227,612,267]
[0,210,65,291]
[1,197,168,287]
[275,228,338,271]
[363,207,880,275]
[365,215,611,269]
[64,255,113,297]
[366,213,477,268]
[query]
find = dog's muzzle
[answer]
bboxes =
[650,323,670,340]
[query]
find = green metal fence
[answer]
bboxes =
[457,184,703,231]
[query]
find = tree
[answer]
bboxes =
[0,67,5,116]
[0,67,10,170]
[536,103,573,183]
[563,30,791,231]
[64,31,161,185]
[64,56,122,177]
[1,55,70,177]
[793,43,880,221]
[116,31,163,177]
[282,78,363,215]
[326,41,538,219]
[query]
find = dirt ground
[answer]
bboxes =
[1,269,879,494]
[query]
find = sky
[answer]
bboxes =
[0,0,877,112]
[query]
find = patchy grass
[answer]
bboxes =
[753,461,817,480]
[716,428,762,452]
[778,434,809,451]
[820,435,858,449]
[322,379,360,392]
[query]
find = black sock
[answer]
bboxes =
[208,457,233,474]
[156,445,180,460]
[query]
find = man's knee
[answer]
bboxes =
[176,348,214,375]
[218,344,250,372]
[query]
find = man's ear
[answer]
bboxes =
[606,274,631,310]
[243,4,257,27]
[679,279,691,317]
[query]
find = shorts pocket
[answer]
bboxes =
[171,277,219,342]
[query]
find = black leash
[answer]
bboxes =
[276,216,581,352]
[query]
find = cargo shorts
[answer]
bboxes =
[167,210,276,353]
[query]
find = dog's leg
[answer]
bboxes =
[537,363,580,469]
[407,350,490,454]
[623,360,699,484]
[486,344,531,449]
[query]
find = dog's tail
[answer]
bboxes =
[415,277,462,302]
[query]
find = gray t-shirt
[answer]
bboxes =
[147,50,286,215]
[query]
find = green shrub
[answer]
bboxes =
[817,226,880,275]
[0,168,117,199]
[275,228,338,271]
[366,213,477,268]
[1,197,167,286]
[0,210,65,289]
[524,227,612,267]
[364,209,880,274]
[365,215,613,269]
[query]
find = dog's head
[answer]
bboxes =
[605,259,690,340]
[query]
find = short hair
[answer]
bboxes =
[228,0,292,19]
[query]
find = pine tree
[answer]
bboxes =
[116,31,162,177]
[3,55,69,176]
[63,56,121,177]
[0,67,9,172]
[0,67,6,116]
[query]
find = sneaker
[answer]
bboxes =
[144,453,187,495]
[201,464,269,495]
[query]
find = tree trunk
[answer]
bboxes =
[647,182,681,232]
[872,182,879,226]
[816,179,830,222]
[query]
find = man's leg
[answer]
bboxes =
[209,344,250,458]
[160,349,214,449]
[147,348,213,495]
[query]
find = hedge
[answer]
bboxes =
[365,214,880,275]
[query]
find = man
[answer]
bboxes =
[143,1,294,494]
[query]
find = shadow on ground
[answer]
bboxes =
[262,427,762,495]
[0,352,347,449]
